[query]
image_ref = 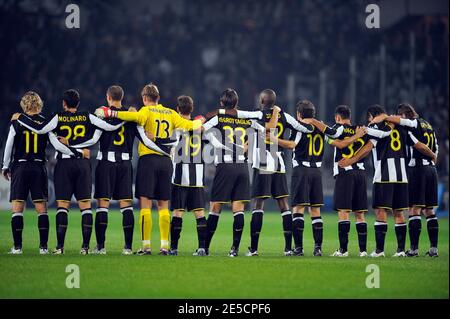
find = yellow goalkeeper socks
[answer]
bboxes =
[139,208,152,250]
[159,208,170,250]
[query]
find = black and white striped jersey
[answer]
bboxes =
[368,121,415,183]
[396,117,438,167]
[289,126,330,168]
[17,110,124,160]
[203,113,261,165]
[69,106,171,162]
[232,109,314,172]
[171,129,205,187]
[1,114,82,169]
[326,124,370,176]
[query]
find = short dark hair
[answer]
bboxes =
[63,89,80,109]
[296,100,316,119]
[107,85,124,101]
[366,104,386,121]
[220,88,238,109]
[335,105,351,120]
[177,95,194,115]
[260,89,276,109]
[141,83,160,102]
[396,103,418,119]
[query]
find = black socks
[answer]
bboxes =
[250,210,263,251]
[56,208,69,249]
[38,213,49,249]
[281,211,293,251]
[11,213,24,249]
[292,213,304,250]
[81,209,93,249]
[196,216,207,249]
[311,216,323,248]
[374,221,387,253]
[338,220,350,252]
[356,222,367,252]
[95,207,108,249]
[232,212,244,249]
[426,215,439,248]
[408,216,421,250]
[170,216,183,250]
[121,207,134,250]
[205,212,220,250]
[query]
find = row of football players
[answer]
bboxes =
[2,84,439,257]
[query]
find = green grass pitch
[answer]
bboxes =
[0,210,448,299]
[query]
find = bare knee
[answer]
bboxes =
[209,202,222,214]
[34,201,47,214]
[173,209,184,218]
[193,209,205,219]
[338,210,350,221]
[354,212,366,223]
[277,197,290,212]
[309,207,321,218]
[253,198,265,210]
[393,210,406,224]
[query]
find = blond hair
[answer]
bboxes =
[141,83,160,102]
[20,91,43,114]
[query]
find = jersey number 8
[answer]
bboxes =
[60,125,86,141]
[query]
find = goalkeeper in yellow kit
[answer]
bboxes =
[95,84,204,255]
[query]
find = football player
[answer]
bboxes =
[69,85,171,255]
[94,83,204,255]
[306,105,369,257]
[339,105,435,257]
[2,91,87,254]
[13,89,124,254]
[235,89,314,256]
[202,89,283,257]
[368,103,439,257]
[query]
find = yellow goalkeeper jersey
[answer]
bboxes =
[117,104,202,157]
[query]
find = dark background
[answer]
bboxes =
[0,0,448,210]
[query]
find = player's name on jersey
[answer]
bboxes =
[264,112,281,120]
[148,107,172,115]
[218,117,252,125]
[58,115,88,122]
[420,121,432,130]
[343,127,357,134]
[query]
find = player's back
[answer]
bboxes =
[332,124,368,176]
[369,121,409,183]
[204,113,254,164]
[137,104,180,157]
[11,114,48,162]
[98,106,136,161]
[172,129,204,187]
[409,118,437,166]
[291,126,325,168]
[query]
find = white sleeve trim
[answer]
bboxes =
[71,129,102,148]
[236,110,263,120]
[408,131,419,145]
[89,114,124,131]
[399,118,418,128]
[136,126,170,156]
[285,113,313,133]
[327,125,344,139]
[2,124,16,169]
[202,115,219,131]
[18,114,58,134]
[367,127,391,138]
[251,120,265,132]
[48,132,80,157]
[204,131,231,151]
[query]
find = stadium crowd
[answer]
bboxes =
[0,0,448,182]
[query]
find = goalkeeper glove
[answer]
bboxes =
[95,106,117,119]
